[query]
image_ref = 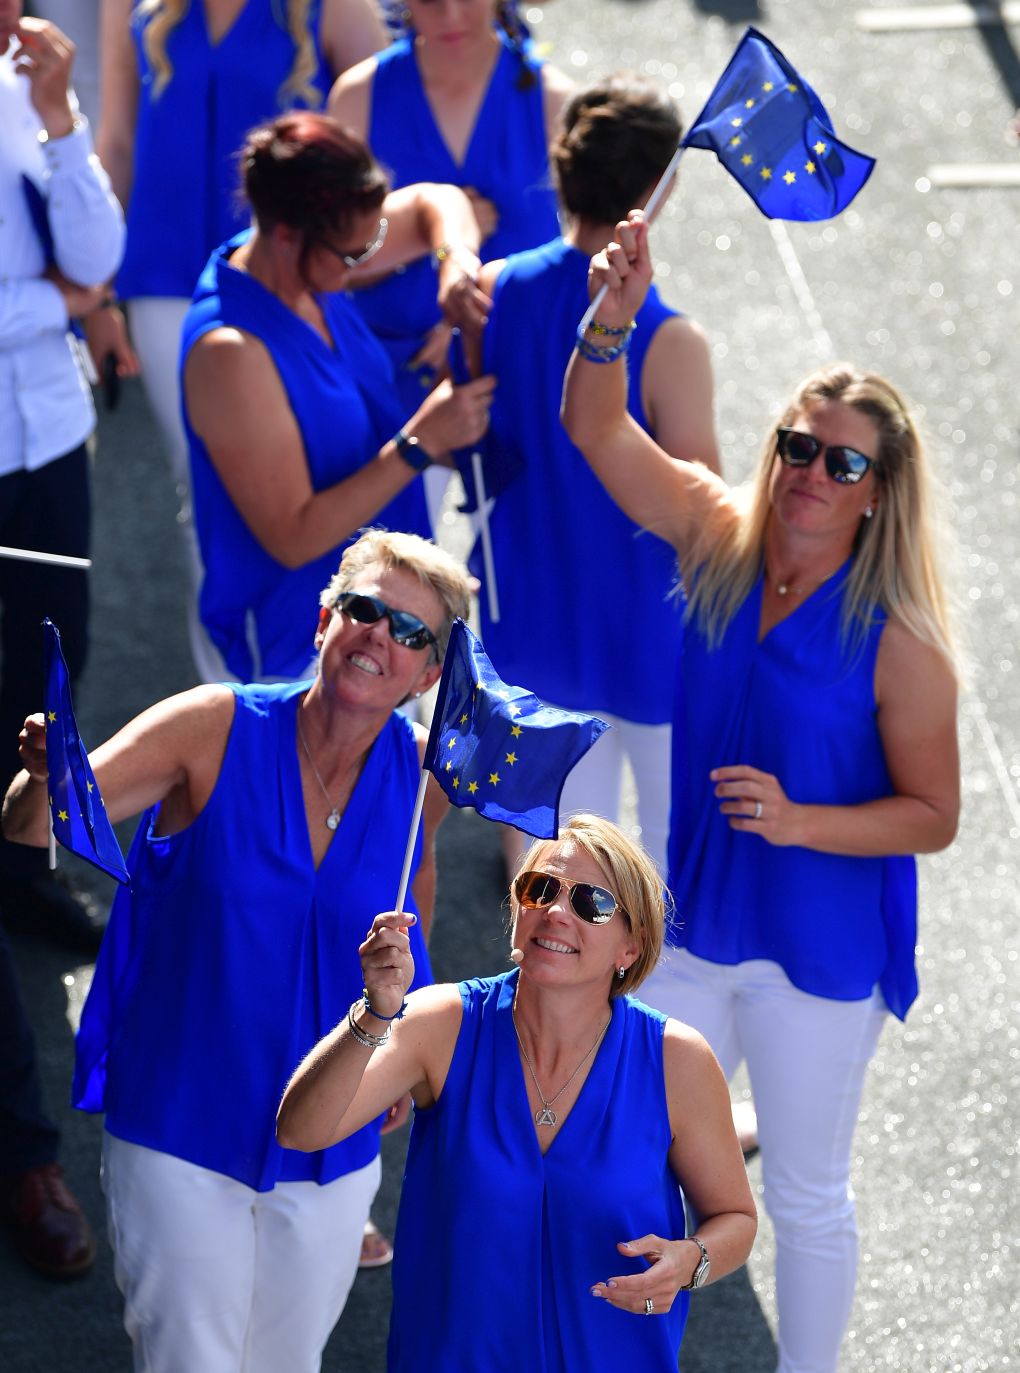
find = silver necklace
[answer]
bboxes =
[296,713,343,831]
[511,1003,610,1127]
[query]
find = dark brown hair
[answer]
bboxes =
[240,112,388,282]
[552,74,683,225]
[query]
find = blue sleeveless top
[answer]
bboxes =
[669,563,919,1019]
[478,238,681,722]
[72,682,432,1191]
[389,972,689,1371]
[351,33,560,415]
[181,231,431,682]
[118,0,330,300]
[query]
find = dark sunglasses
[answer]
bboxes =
[321,216,388,269]
[775,427,877,485]
[335,592,437,654]
[513,870,627,925]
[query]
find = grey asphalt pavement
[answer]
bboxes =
[2,1,1018,1369]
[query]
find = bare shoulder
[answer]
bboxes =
[875,618,958,707]
[477,258,505,298]
[662,1017,726,1092]
[400,983,464,1059]
[540,63,574,135]
[327,55,376,134]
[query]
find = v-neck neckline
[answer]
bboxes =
[290,695,383,874]
[755,556,852,645]
[200,0,253,49]
[408,35,506,173]
[500,974,619,1158]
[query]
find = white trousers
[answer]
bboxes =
[640,950,887,1373]
[557,712,671,877]
[128,296,229,683]
[102,1134,379,1373]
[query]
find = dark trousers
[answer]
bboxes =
[0,445,91,1173]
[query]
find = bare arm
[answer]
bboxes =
[562,213,737,560]
[541,63,574,144]
[714,623,960,855]
[591,1021,757,1313]
[641,314,721,475]
[277,913,462,1150]
[326,54,374,141]
[319,0,387,79]
[96,0,138,208]
[183,324,494,569]
[2,686,235,848]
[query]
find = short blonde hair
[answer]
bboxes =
[513,814,669,998]
[319,529,472,661]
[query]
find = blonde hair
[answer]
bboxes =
[684,364,964,679]
[137,0,323,107]
[320,529,472,662]
[513,814,669,998]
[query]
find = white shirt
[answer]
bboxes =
[0,48,125,475]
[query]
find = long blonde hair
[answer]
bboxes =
[684,365,964,679]
[136,0,323,107]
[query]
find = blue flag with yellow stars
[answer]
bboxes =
[43,619,129,884]
[682,27,875,221]
[422,620,609,839]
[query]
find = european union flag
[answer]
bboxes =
[43,619,129,884]
[448,329,523,514]
[682,27,875,221]
[422,620,609,838]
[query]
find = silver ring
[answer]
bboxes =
[644,1297,654,1315]
[754,800,763,820]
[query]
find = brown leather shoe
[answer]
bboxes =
[7,1164,97,1278]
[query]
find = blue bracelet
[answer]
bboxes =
[362,989,407,1021]
[575,327,634,365]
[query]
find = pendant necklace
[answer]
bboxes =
[512,1003,610,1127]
[297,713,344,831]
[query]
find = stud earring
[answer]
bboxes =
[617,967,625,980]
[863,506,874,519]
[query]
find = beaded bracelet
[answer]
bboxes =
[347,1001,391,1050]
[362,988,407,1022]
[575,329,634,365]
[589,318,635,338]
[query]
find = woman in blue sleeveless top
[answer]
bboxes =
[329,0,572,521]
[5,530,472,1373]
[564,222,963,1373]
[475,75,719,875]
[92,0,387,678]
[279,813,757,1372]
[181,112,495,682]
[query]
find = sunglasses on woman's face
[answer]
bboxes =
[334,592,437,653]
[775,427,877,486]
[513,870,626,925]
[322,216,388,270]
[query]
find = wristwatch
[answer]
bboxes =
[393,428,433,473]
[678,1235,710,1290]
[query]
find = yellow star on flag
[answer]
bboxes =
[731,116,743,127]
[58,809,69,822]
[87,781,94,793]
[762,81,774,91]
[783,170,796,184]
[505,752,518,766]
[508,704,522,718]
[488,772,500,786]
[468,781,479,795]
[510,725,522,738]
[47,711,56,723]
[760,167,772,181]
[445,760,452,772]
[805,159,816,174]
[452,776,460,789]
[813,140,827,155]
[787,83,798,92]
[459,713,468,725]
[729,135,741,147]
[741,153,753,166]
[447,737,456,749]
[744,98,755,108]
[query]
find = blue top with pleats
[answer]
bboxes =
[388,971,689,1372]
[118,0,329,300]
[181,231,431,682]
[478,237,681,722]
[351,33,559,417]
[72,682,431,1191]
[669,563,919,1019]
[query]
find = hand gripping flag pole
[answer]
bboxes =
[580,26,876,333]
[393,620,609,914]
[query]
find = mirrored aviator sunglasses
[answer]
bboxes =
[513,870,625,925]
[775,427,876,486]
[334,592,437,653]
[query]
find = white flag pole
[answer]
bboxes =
[578,144,687,335]
[0,545,92,569]
[394,770,430,914]
[471,450,500,624]
[48,812,57,871]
